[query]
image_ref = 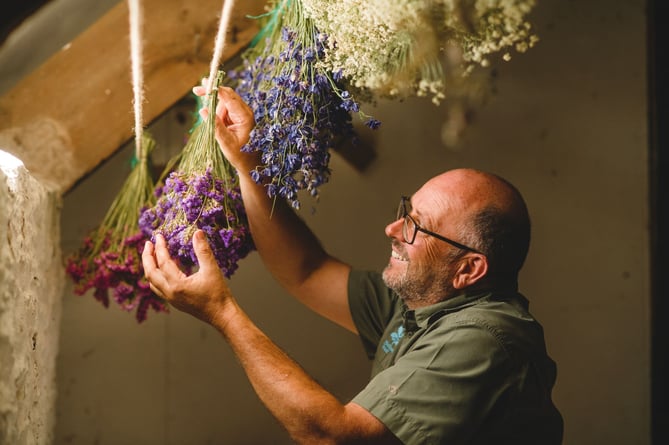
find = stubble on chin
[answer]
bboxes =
[381,265,399,293]
[382,258,459,308]
[382,261,417,303]
[383,242,408,292]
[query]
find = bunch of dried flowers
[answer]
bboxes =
[65,133,168,323]
[228,0,380,210]
[300,0,538,104]
[138,71,255,277]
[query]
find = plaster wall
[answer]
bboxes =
[0,154,63,445]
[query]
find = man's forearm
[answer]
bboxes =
[237,173,329,287]
[213,298,355,444]
[236,173,355,331]
[141,207,396,444]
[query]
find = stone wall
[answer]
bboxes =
[0,151,63,444]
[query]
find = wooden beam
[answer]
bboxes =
[0,0,265,193]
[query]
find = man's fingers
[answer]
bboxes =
[145,234,187,293]
[215,118,235,149]
[154,234,178,270]
[192,85,206,96]
[147,281,165,299]
[192,230,217,273]
[216,98,231,125]
[218,87,253,123]
[142,240,157,272]
[141,240,170,298]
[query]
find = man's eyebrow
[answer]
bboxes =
[410,197,423,217]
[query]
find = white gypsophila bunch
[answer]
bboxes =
[442,0,538,67]
[301,0,446,103]
[300,0,537,103]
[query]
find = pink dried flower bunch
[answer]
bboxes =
[65,133,168,323]
[66,231,167,322]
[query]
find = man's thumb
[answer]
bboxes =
[193,230,216,270]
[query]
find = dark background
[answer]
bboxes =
[649,0,668,444]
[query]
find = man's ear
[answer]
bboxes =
[452,254,488,289]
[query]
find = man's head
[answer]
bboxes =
[382,168,530,308]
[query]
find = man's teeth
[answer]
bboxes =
[392,250,408,261]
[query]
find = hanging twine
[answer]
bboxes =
[206,0,237,95]
[128,0,145,161]
[127,0,236,155]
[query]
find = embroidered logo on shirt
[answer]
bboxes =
[382,325,405,353]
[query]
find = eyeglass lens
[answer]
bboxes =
[398,197,416,244]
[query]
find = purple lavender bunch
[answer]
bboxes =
[228,1,380,209]
[139,71,255,276]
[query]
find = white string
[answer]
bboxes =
[206,0,237,94]
[128,0,145,160]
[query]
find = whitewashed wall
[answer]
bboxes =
[0,153,63,445]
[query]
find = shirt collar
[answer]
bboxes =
[401,290,525,331]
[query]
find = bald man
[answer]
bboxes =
[143,87,564,444]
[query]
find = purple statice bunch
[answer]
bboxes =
[139,72,254,278]
[229,23,381,209]
[139,167,254,278]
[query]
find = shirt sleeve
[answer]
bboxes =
[347,269,398,359]
[352,317,515,445]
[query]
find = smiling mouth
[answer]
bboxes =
[391,249,408,262]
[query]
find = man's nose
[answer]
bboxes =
[385,218,403,240]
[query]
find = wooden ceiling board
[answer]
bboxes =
[0,0,265,192]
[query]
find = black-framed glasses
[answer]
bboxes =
[397,196,482,253]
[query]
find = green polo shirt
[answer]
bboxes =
[348,270,563,445]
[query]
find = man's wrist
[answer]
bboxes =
[209,297,241,333]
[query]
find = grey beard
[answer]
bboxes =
[382,263,458,308]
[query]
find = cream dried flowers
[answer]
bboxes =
[301,0,444,101]
[300,0,538,103]
[443,0,539,67]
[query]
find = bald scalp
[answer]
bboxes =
[430,168,531,290]
[428,169,524,216]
